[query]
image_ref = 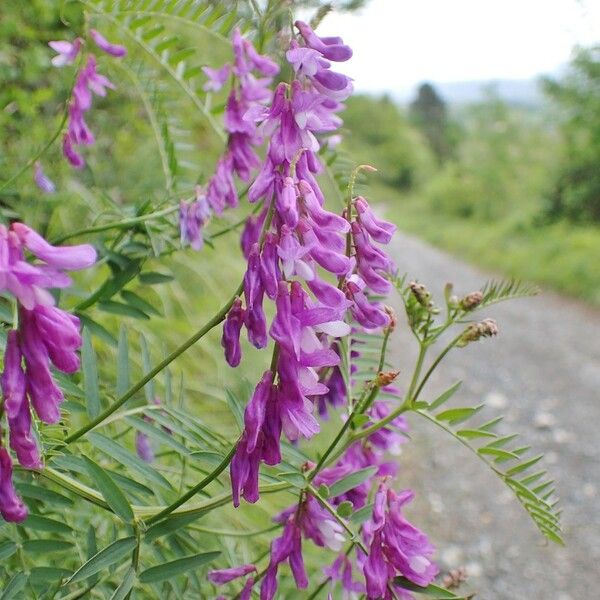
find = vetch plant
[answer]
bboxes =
[0,2,561,599]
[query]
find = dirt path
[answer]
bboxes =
[387,231,600,599]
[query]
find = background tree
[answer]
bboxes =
[543,45,600,222]
[409,82,455,164]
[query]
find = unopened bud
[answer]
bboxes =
[409,281,434,310]
[376,370,400,387]
[384,306,397,332]
[458,318,498,347]
[459,291,484,311]
[442,567,468,590]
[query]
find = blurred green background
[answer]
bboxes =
[339,49,600,305]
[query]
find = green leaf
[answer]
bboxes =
[82,328,100,419]
[329,467,377,498]
[350,502,374,525]
[277,471,306,488]
[224,388,244,431]
[87,432,173,491]
[0,541,17,561]
[22,540,74,554]
[98,300,149,320]
[121,290,162,316]
[477,447,520,461]
[138,551,220,584]
[0,573,28,600]
[351,413,370,428]
[66,537,137,584]
[83,457,134,523]
[336,501,353,518]
[428,381,462,409]
[139,271,174,285]
[140,334,154,403]
[456,428,497,440]
[317,484,330,499]
[116,325,130,397]
[109,567,136,600]
[78,314,118,347]
[21,514,72,535]
[29,567,72,584]
[435,404,483,425]
[394,577,467,598]
[125,416,189,455]
[16,483,73,507]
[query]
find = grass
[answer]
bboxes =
[386,192,600,306]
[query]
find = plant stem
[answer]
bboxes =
[63,281,243,445]
[412,333,463,402]
[405,342,427,404]
[144,445,236,525]
[51,205,179,244]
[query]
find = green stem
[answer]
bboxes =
[63,281,243,446]
[0,107,69,194]
[144,445,236,525]
[51,205,179,244]
[412,333,463,403]
[406,342,427,404]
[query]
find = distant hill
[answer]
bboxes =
[394,78,545,107]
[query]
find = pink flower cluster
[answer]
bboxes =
[0,224,96,522]
[49,30,126,169]
[180,29,279,250]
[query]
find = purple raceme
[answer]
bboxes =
[179,29,278,248]
[52,32,125,169]
[361,483,438,599]
[0,223,96,521]
[225,21,400,512]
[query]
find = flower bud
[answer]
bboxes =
[376,370,400,387]
[458,318,499,347]
[459,291,484,311]
[409,281,433,309]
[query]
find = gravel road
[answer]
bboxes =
[387,231,600,599]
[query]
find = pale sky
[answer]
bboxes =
[315,0,599,93]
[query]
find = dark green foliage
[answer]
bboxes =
[409,82,455,164]
[543,45,600,222]
[341,94,434,190]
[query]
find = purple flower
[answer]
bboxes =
[208,564,256,585]
[180,188,211,250]
[33,162,56,194]
[243,244,267,349]
[12,222,96,270]
[355,197,397,244]
[62,134,85,169]
[363,484,438,598]
[0,448,27,522]
[62,54,117,168]
[90,29,127,58]
[48,38,82,67]
[8,398,41,470]
[230,371,278,506]
[135,432,154,463]
[202,64,231,92]
[323,554,365,598]
[261,518,307,600]
[295,21,353,62]
[1,331,26,419]
[222,298,245,368]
